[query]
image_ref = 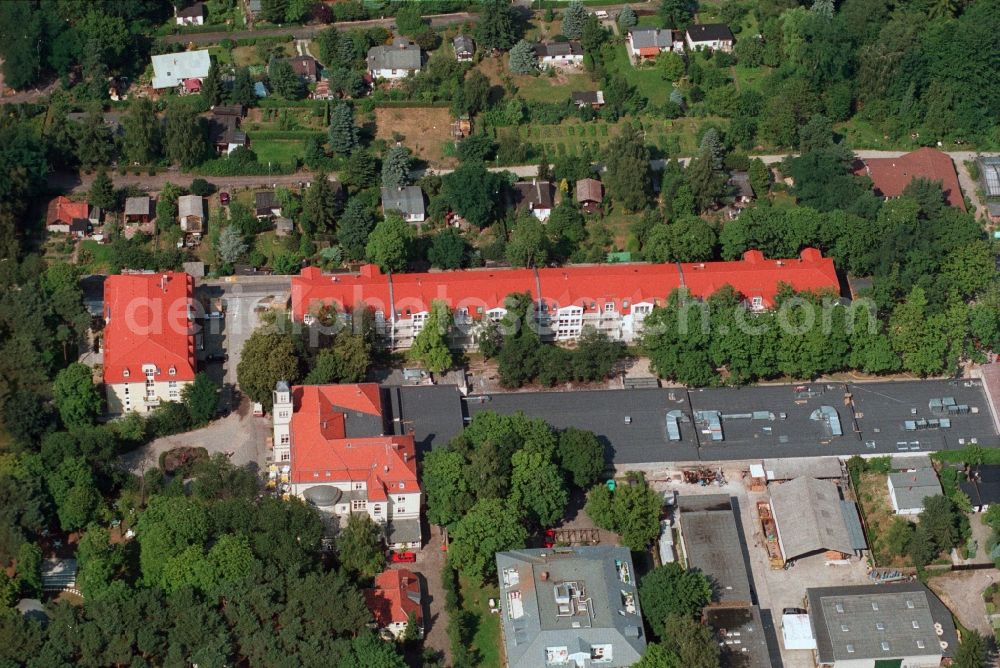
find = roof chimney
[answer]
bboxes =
[540,571,549,581]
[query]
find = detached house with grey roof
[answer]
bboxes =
[625,28,684,64]
[496,547,646,668]
[381,186,425,224]
[367,38,422,80]
[151,50,211,90]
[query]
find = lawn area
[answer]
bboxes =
[595,208,643,249]
[250,139,305,168]
[207,46,233,66]
[732,64,769,93]
[856,471,905,567]
[601,43,671,106]
[476,56,600,105]
[77,239,116,273]
[459,576,502,668]
[374,106,457,168]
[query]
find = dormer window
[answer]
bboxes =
[123,369,130,378]
[168,367,176,376]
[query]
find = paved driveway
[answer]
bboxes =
[927,570,995,636]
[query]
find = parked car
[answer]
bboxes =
[205,353,228,362]
[207,311,224,319]
[220,192,230,205]
[391,551,416,563]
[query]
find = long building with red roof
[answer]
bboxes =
[103,272,195,414]
[291,248,840,348]
[855,147,966,211]
[365,569,424,639]
[271,381,421,549]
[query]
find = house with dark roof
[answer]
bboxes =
[212,104,244,118]
[769,477,867,563]
[513,180,555,221]
[856,147,966,211]
[685,23,735,52]
[287,55,319,83]
[381,186,425,224]
[208,114,248,155]
[887,467,941,515]
[534,41,584,68]
[365,569,423,639]
[496,547,646,668]
[571,90,604,109]
[103,272,196,413]
[959,464,1000,512]
[367,39,422,80]
[729,171,755,205]
[175,2,206,25]
[453,34,475,61]
[255,191,281,219]
[575,178,603,213]
[271,382,422,548]
[806,583,957,668]
[626,28,683,63]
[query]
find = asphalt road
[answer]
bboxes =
[162,12,476,46]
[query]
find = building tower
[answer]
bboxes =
[273,380,293,462]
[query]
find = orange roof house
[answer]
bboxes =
[290,248,841,323]
[46,196,90,228]
[365,569,423,638]
[856,147,966,211]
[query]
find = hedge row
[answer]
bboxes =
[250,130,326,140]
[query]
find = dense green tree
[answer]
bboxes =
[201,61,222,107]
[907,525,937,568]
[76,107,113,170]
[304,333,371,384]
[381,146,412,189]
[748,158,771,197]
[658,0,695,30]
[337,199,376,260]
[16,541,42,597]
[136,495,211,587]
[336,513,385,578]
[409,300,454,374]
[448,498,528,584]
[46,456,102,532]
[339,631,407,668]
[165,106,208,169]
[685,149,728,212]
[557,428,606,489]
[506,215,549,267]
[122,98,161,165]
[603,125,651,212]
[662,614,721,668]
[0,1,44,90]
[953,629,987,668]
[562,1,589,39]
[268,58,304,99]
[328,103,359,155]
[422,449,475,527]
[182,372,219,426]
[230,67,257,108]
[618,5,638,29]
[342,149,378,192]
[53,362,100,429]
[217,225,248,265]
[918,494,962,553]
[476,0,519,52]
[428,228,468,269]
[508,39,538,74]
[510,449,568,527]
[441,161,505,228]
[638,564,713,637]
[300,173,340,236]
[394,3,424,36]
[585,473,662,550]
[236,330,301,409]
[365,214,411,273]
[89,167,115,211]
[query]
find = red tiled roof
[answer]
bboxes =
[288,384,418,489]
[103,272,196,384]
[46,196,89,227]
[365,569,422,627]
[638,46,661,57]
[182,78,202,92]
[291,249,840,321]
[857,147,966,211]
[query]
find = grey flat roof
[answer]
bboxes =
[388,385,465,454]
[807,583,958,663]
[706,605,774,668]
[627,28,674,49]
[496,547,646,668]
[678,494,753,605]
[763,456,842,480]
[422,379,996,466]
[368,43,421,71]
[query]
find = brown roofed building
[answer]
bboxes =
[856,147,966,211]
[513,180,555,221]
[576,178,603,213]
[288,56,319,82]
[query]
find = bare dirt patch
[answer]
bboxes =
[374,107,457,169]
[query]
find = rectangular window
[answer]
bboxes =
[352,500,366,511]
[280,452,290,461]
[280,434,289,445]
[397,496,406,503]
[604,302,614,313]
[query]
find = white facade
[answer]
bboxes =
[370,67,414,80]
[106,375,190,414]
[539,53,584,68]
[685,35,734,53]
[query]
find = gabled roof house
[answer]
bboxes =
[365,569,423,639]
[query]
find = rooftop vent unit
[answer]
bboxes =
[665,410,688,441]
[810,405,843,437]
[694,410,724,441]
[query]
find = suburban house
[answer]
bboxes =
[208,113,248,155]
[381,186,425,224]
[367,38,422,80]
[729,171,755,206]
[513,180,555,221]
[626,28,683,63]
[570,90,604,109]
[177,195,204,234]
[365,569,423,639]
[151,49,211,90]
[887,467,941,515]
[855,147,966,211]
[102,272,196,414]
[959,464,1000,512]
[124,196,154,224]
[175,2,205,25]
[769,477,867,564]
[575,178,603,213]
[288,55,319,83]
[290,247,841,348]
[312,80,333,100]
[685,24,735,52]
[46,196,89,234]
[255,191,282,219]
[453,34,475,61]
[805,583,957,668]
[271,382,422,549]
[533,42,584,68]
[496,547,646,668]
[212,104,244,118]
